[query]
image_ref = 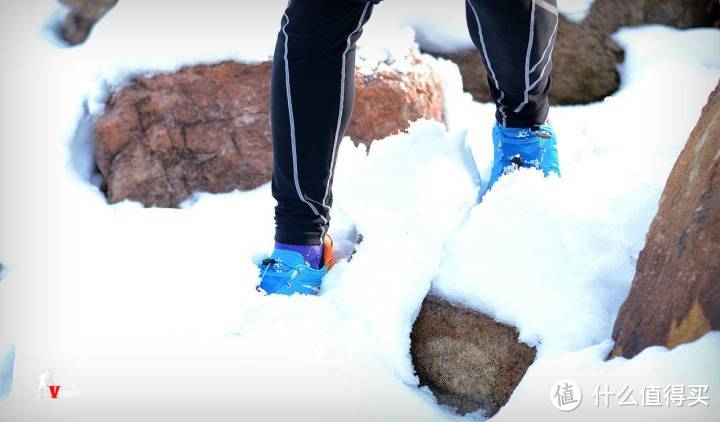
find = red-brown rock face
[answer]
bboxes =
[94,61,275,207]
[350,57,444,145]
[611,82,720,359]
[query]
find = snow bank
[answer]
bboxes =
[0,1,719,421]
[433,25,720,356]
[496,332,720,421]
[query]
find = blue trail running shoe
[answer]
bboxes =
[487,123,560,190]
[257,236,335,296]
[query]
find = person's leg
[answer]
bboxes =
[272,0,374,252]
[259,0,374,295]
[465,0,558,127]
[465,0,561,189]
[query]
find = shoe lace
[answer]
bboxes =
[258,258,303,277]
[257,258,321,295]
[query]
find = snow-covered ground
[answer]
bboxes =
[0,0,719,421]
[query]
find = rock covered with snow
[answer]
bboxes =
[588,0,718,33]
[410,295,536,417]
[93,52,444,207]
[94,61,275,208]
[611,81,720,359]
[59,0,117,45]
[351,54,444,145]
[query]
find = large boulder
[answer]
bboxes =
[94,53,444,207]
[59,0,118,45]
[587,0,718,34]
[438,0,717,105]
[410,295,536,417]
[94,61,274,208]
[611,82,720,359]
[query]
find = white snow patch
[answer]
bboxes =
[557,0,596,23]
[496,332,720,421]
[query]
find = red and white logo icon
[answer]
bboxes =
[37,369,78,399]
[37,369,59,399]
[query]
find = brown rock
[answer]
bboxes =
[94,53,444,207]
[588,0,718,34]
[60,0,118,45]
[350,57,444,145]
[549,17,625,104]
[95,61,274,207]
[610,82,720,359]
[411,295,536,416]
[437,0,715,105]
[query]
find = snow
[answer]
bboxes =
[496,332,720,421]
[433,27,720,355]
[557,0,596,23]
[1,0,719,421]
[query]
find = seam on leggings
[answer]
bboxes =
[528,12,558,92]
[498,92,507,126]
[322,2,371,214]
[282,11,321,218]
[467,0,507,126]
[514,0,536,114]
[535,0,558,15]
[529,6,558,74]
